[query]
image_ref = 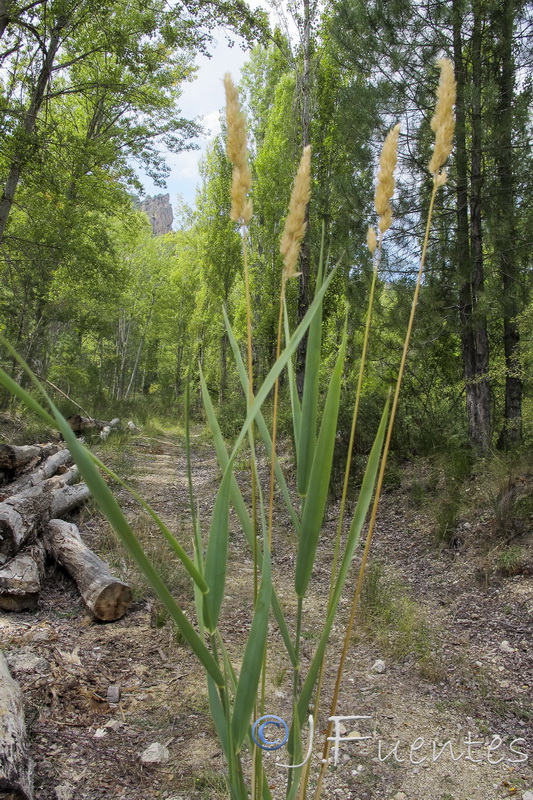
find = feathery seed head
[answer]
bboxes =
[367,226,377,253]
[435,168,447,187]
[374,123,400,234]
[280,145,311,281]
[224,73,252,225]
[428,58,456,177]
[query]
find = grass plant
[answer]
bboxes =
[0,58,456,800]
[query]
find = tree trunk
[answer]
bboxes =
[0,0,11,40]
[0,650,34,800]
[0,443,60,471]
[493,0,522,447]
[44,520,132,621]
[0,448,71,500]
[50,482,90,518]
[468,0,491,451]
[453,0,474,440]
[0,23,65,243]
[454,0,491,451]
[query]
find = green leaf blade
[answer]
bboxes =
[294,332,347,598]
[203,464,233,633]
[231,545,272,752]
[296,395,390,723]
[296,261,324,497]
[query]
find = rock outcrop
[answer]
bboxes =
[139,193,173,236]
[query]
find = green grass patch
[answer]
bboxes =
[359,561,443,680]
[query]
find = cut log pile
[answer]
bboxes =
[66,414,120,439]
[0,433,134,800]
[0,442,132,621]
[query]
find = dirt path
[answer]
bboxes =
[2,433,532,800]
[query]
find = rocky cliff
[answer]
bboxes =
[139,193,174,236]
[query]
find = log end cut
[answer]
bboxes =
[87,579,133,622]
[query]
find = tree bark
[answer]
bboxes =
[50,482,90,518]
[0,650,34,800]
[454,0,491,451]
[0,444,59,471]
[0,0,11,40]
[467,0,491,451]
[44,520,132,621]
[493,0,522,447]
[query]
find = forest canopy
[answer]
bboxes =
[0,0,531,455]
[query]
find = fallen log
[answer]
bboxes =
[0,542,46,612]
[0,650,34,799]
[67,415,119,435]
[0,470,88,557]
[0,442,60,473]
[0,449,72,501]
[44,520,132,621]
[50,482,90,518]
[0,445,40,471]
[67,414,96,434]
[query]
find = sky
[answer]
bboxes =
[139,26,260,214]
[139,3,297,217]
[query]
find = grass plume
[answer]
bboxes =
[280,145,312,282]
[428,58,456,180]
[375,123,400,233]
[313,63,456,800]
[224,73,253,225]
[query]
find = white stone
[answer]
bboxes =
[522,792,533,800]
[141,742,170,764]
[499,640,515,653]
[371,659,386,674]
